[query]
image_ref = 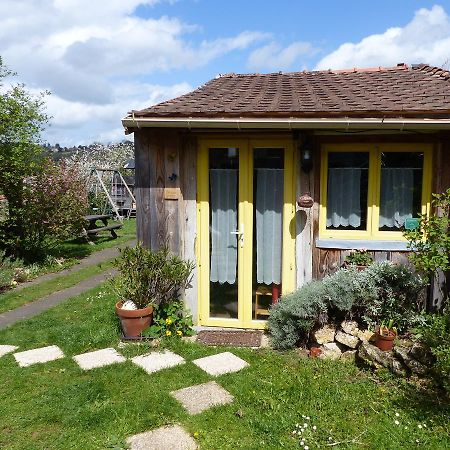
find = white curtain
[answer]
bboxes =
[327,168,362,228]
[256,169,283,285]
[379,168,414,228]
[210,169,238,284]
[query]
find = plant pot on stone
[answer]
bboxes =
[344,249,374,271]
[112,244,194,338]
[375,320,397,351]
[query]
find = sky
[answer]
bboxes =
[1,0,450,146]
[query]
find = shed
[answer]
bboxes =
[122,63,450,329]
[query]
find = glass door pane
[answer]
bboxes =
[209,148,239,319]
[252,148,284,320]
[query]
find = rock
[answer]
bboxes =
[319,342,342,360]
[340,350,357,361]
[357,342,407,376]
[314,325,336,344]
[394,346,428,375]
[356,329,375,342]
[410,342,434,366]
[335,330,360,349]
[341,320,359,336]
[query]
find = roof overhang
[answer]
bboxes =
[122,116,450,133]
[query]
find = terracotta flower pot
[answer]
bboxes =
[115,301,153,337]
[375,328,396,351]
[309,346,322,358]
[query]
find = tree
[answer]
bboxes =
[0,58,49,258]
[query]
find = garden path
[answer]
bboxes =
[0,240,135,329]
[0,344,248,449]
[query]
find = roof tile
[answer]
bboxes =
[130,65,450,119]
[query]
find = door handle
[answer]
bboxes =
[230,223,244,248]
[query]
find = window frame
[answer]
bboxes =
[319,143,433,241]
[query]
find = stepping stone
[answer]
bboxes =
[131,350,185,374]
[171,381,234,415]
[73,348,126,370]
[0,345,18,358]
[14,345,64,367]
[193,351,248,376]
[127,424,197,450]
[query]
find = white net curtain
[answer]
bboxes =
[326,168,362,228]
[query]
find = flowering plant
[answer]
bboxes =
[345,249,374,266]
[141,301,194,338]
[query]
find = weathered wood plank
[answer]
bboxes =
[296,142,314,287]
[134,130,151,247]
[180,135,198,321]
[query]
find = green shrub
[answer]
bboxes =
[112,244,194,309]
[359,262,426,331]
[142,300,194,338]
[0,159,88,261]
[344,249,374,266]
[268,280,328,349]
[268,262,425,349]
[416,310,450,392]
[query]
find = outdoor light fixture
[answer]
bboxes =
[300,138,313,173]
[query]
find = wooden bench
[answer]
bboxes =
[83,214,123,239]
[86,223,122,238]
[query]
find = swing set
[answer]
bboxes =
[87,168,136,220]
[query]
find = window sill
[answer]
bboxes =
[315,239,410,251]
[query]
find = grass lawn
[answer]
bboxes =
[52,218,136,261]
[0,285,449,449]
[0,260,114,314]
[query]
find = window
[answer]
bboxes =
[320,144,432,240]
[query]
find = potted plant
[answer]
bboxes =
[112,244,194,337]
[344,249,374,270]
[375,319,397,351]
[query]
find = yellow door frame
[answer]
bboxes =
[197,137,296,329]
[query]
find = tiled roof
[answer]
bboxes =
[132,64,450,119]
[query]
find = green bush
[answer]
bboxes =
[268,262,425,349]
[416,310,450,392]
[268,280,327,349]
[358,262,427,331]
[112,244,194,309]
[0,159,88,261]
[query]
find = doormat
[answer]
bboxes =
[197,330,263,347]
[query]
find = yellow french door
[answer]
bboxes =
[197,138,296,328]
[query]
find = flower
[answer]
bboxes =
[193,432,199,438]
[176,330,183,336]
[165,318,172,325]
[166,330,172,336]
[418,424,423,429]
[394,420,400,425]
[395,412,400,417]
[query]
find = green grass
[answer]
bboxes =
[0,260,114,314]
[0,285,449,449]
[52,218,136,261]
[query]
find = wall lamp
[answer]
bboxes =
[294,131,313,173]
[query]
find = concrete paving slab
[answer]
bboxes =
[14,345,64,367]
[193,351,248,376]
[171,381,234,415]
[131,350,185,374]
[127,424,197,450]
[0,345,18,358]
[73,348,126,370]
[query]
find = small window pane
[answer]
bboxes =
[379,152,423,231]
[326,152,369,230]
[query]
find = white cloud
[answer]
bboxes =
[0,1,267,144]
[248,41,315,71]
[316,5,450,70]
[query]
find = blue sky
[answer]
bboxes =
[1,0,449,145]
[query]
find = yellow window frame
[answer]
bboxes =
[319,143,433,241]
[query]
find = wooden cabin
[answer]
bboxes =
[122,63,450,329]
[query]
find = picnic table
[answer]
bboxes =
[83,214,122,239]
